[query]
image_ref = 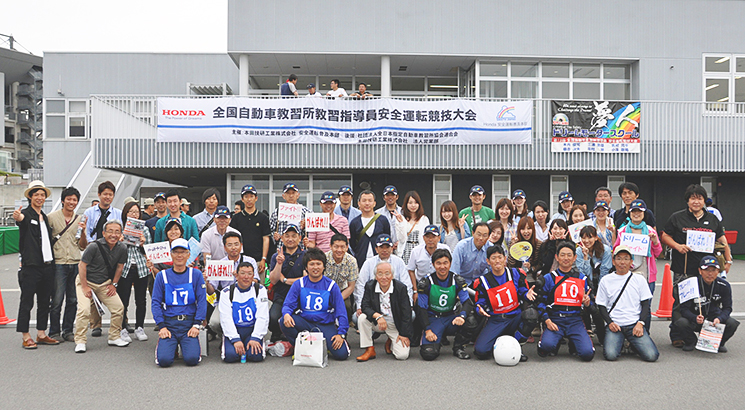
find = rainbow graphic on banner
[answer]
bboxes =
[601,102,640,139]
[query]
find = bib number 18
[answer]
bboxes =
[305,295,324,311]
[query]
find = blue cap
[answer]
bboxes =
[376,234,393,246]
[629,199,647,212]
[700,255,720,270]
[338,185,353,196]
[165,218,183,231]
[241,184,257,196]
[470,185,485,195]
[170,238,189,251]
[307,83,316,89]
[154,192,167,201]
[320,191,336,203]
[283,183,299,193]
[283,224,301,234]
[558,191,573,202]
[423,225,440,236]
[594,200,610,210]
[512,189,526,199]
[383,185,397,196]
[213,205,231,218]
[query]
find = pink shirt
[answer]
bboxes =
[307,214,350,252]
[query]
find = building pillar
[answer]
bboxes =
[380,56,391,97]
[239,54,250,96]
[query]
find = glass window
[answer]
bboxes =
[69,101,87,113]
[45,116,65,138]
[480,62,508,77]
[705,56,730,73]
[229,175,270,214]
[46,100,65,114]
[428,77,457,90]
[543,63,569,78]
[512,81,537,98]
[604,64,630,80]
[735,77,745,103]
[512,62,538,78]
[492,175,511,209]
[480,81,508,98]
[550,175,568,216]
[573,64,600,79]
[607,176,625,210]
[432,175,451,224]
[705,78,729,102]
[737,57,745,73]
[604,83,630,100]
[69,117,86,138]
[391,77,425,92]
[542,82,570,99]
[574,82,600,99]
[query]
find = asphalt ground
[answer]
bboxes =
[1,252,744,409]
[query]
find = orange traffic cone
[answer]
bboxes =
[652,263,673,319]
[0,283,16,325]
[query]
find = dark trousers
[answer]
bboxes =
[117,266,149,329]
[474,315,522,359]
[674,316,739,346]
[50,264,78,336]
[538,315,595,361]
[156,316,201,367]
[269,295,285,340]
[17,264,55,333]
[222,326,264,363]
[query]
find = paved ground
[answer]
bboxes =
[0,252,743,409]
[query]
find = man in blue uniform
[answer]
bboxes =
[472,245,534,361]
[279,247,350,360]
[537,241,595,361]
[219,262,269,363]
[417,248,473,360]
[152,238,207,367]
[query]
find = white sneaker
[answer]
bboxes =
[135,327,148,341]
[120,329,132,343]
[108,338,130,347]
[75,343,86,353]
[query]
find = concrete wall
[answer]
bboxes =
[42,140,90,187]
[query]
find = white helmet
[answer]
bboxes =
[493,336,522,366]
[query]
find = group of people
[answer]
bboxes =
[13,177,738,366]
[280,74,373,100]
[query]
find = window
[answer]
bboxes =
[703,54,745,113]
[432,175,452,224]
[492,175,511,209]
[700,177,716,202]
[550,175,569,215]
[67,100,88,139]
[0,151,10,173]
[607,176,625,210]
[44,99,66,139]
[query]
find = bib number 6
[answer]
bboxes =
[438,293,449,306]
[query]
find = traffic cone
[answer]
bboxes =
[0,283,16,325]
[652,263,673,319]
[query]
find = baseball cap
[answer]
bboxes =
[383,185,397,196]
[700,255,720,270]
[423,225,440,236]
[307,83,315,89]
[165,218,183,231]
[338,185,353,196]
[143,198,154,206]
[512,189,526,199]
[376,234,393,246]
[154,192,167,201]
[283,183,299,193]
[613,245,632,257]
[594,200,610,211]
[629,199,647,212]
[283,224,301,234]
[213,205,231,218]
[470,185,485,195]
[170,238,189,251]
[181,198,191,206]
[558,191,573,202]
[124,197,137,205]
[241,184,257,196]
[320,191,336,203]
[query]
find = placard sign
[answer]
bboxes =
[305,213,330,232]
[144,242,171,264]
[122,218,146,247]
[696,320,725,353]
[205,260,235,281]
[278,203,303,225]
[619,232,650,256]
[677,277,700,304]
[686,230,716,253]
[568,219,594,243]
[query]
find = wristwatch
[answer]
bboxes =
[638,321,645,326]
[112,282,118,288]
[282,277,288,284]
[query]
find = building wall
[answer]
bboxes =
[42,140,90,186]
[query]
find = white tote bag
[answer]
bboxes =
[292,330,327,368]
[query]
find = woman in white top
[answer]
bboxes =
[532,200,550,242]
[495,198,517,246]
[394,190,430,264]
[438,200,471,252]
[592,200,616,248]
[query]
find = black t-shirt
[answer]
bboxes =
[664,209,724,276]
[269,249,306,301]
[229,209,271,261]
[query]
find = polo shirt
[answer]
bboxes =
[459,206,495,232]
[268,248,306,301]
[307,214,350,252]
[80,238,127,285]
[199,225,239,260]
[664,208,724,276]
[407,242,449,281]
[229,209,271,261]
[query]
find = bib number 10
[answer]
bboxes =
[559,282,580,299]
[305,295,325,311]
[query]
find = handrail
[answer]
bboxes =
[53,150,93,212]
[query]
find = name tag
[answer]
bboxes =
[31,220,39,225]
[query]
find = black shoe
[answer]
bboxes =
[719,345,728,353]
[453,347,471,360]
[63,332,75,342]
[520,354,529,362]
[441,337,450,346]
[124,324,135,334]
[153,325,160,332]
[682,342,695,352]
[91,328,102,337]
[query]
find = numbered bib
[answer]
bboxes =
[298,278,334,322]
[428,276,457,314]
[163,268,195,307]
[481,269,519,314]
[232,298,257,327]
[553,275,585,307]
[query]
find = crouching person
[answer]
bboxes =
[220,262,269,363]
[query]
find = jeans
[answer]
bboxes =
[603,324,659,362]
[117,267,148,328]
[50,264,78,336]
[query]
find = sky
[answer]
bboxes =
[0,0,227,56]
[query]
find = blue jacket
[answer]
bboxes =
[151,267,207,327]
[282,275,349,335]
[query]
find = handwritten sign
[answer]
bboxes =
[305,213,330,232]
[144,241,171,264]
[677,277,700,304]
[619,232,650,256]
[568,219,594,243]
[205,260,235,281]
[696,320,725,353]
[509,241,533,262]
[278,203,303,225]
[686,230,716,253]
[122,218,146,246]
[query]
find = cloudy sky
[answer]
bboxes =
[0,0,227,56]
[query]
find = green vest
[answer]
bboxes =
[428,275,457,314]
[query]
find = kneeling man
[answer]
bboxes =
[219,262,269,363]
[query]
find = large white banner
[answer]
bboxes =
[156,97,532,145]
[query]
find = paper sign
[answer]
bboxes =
[144,241,172,264]
[568,219,594,243]
[305,213,330,232]
[187,237,201,266]
[696,320,725,353]
[122,218,146,246]
[509,241,533,262]
[677,277,700,304]
[686,230,716,253]
[205,260,235,281]
[619,232,650,256]
[278,203,303,225]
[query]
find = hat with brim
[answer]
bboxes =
[24,180,51,199]
[613,245,633,258]
[170,238,189,251]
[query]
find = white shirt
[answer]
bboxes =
[375,282,394,318]
[360,215,374,259]
[199,225,240,261]
[535,224,549,242]
[407,242,449,281]
[354,254,411,309]
[306,91,322,98]
[39,217,53,263]
[596,271,652,327]
[326,88,348,99]
[219,283,269,343]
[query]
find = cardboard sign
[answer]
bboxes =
[205,260,235,281]
[568,219,594,243]
[619,232,651,256]
[686,230,716,253]
[144,241,171,264]
[122,218,146,247]
[305,213,330,232]
[509,241,533,262]
[278,203,303,225]
[677,277,700,304]
[696,320,725,353]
